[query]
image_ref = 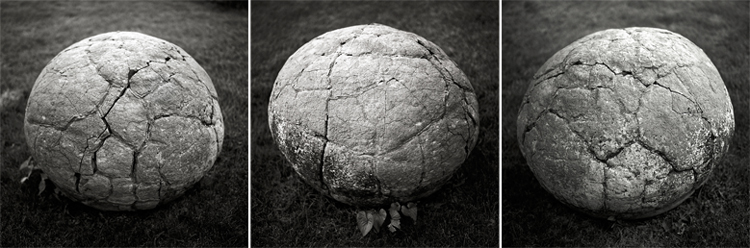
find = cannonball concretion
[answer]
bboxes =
[269,24,480,206]
[517,27,735,219]
[24,31,224,211]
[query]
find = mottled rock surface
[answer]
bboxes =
[24,31,224,211]
[269,24,479,206]
[517,27,735,219]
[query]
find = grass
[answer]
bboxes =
[251,1,499,246]
[502,1,749,246]
[0,1,248,247]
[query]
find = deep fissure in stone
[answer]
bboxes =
[74,173,81,193]
[26,32,224,211]
[518,27,734,219]
[270,24,478,206]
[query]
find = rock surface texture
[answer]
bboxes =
[24,32,224,211]
[517,27,735,219]
[269,24,479,206]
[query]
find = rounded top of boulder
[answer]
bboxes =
[517,27,734,219]
[24,31,224,211]
[269,24,479,206]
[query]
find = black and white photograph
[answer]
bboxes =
[502,1,748,246]
[1,1,248,246]
[251,1,499,246]
[4,0,748,247]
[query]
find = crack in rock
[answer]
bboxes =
[269,24,478,206]
[24,31,224,211]
[517,27,734,219]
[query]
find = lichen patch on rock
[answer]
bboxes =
[269,24,479,206]
[517,27,735,219]
[24,31,224,211]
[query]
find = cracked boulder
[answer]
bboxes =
[517,27,735,219]
[269,24,479,207]
[24,31,224,211]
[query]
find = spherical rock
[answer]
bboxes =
[24,31,224,211]
[269,24,479,206]
[517,27,734,219]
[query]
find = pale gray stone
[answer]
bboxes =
[517,27,735,219]
[269,24,479,206]
[24,31,224,211]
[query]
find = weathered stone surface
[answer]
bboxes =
[134,201,160,210]
[136,183,161,202]
[108,178,136,205]
[269,24,479,206]
[96,137,133,178]
[24,31,224,211]
[78,173,111,200]
[517,27,735,219]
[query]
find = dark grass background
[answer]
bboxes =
[0,1,248,246]
[251,1,499,246]
[503,1,749,246]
